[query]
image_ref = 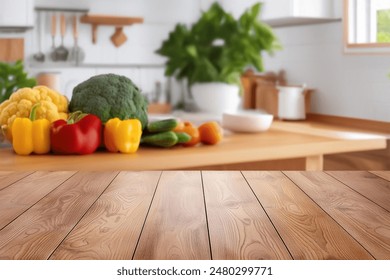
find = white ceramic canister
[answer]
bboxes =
[191,82,240,114]
[277,85,306,120]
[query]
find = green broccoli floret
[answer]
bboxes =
[69,73,148,129]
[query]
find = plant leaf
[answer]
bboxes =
[154,2,280,85]
[0,60,36,103]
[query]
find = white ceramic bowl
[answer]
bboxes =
[222,111,274,133]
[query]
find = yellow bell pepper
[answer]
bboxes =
[104,118,142,154]
[11,103,51,155]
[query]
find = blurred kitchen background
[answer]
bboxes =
[0,0,389,122]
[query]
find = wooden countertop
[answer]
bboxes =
[0,170,389,260]
[0,121,386,171]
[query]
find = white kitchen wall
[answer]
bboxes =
[21,0,390,122]
[27,0,204,103]
[32,0,202,65]
[263,21,390,122]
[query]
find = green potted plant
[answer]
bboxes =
[156,2,280,114]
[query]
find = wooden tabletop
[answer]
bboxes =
[0,171,389,260]
[0,121,386,171]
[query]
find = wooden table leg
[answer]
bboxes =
[305,155,324,171]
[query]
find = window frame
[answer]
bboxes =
[344,0,390,53]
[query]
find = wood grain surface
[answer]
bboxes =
[371,171,390,181]
[284,171,390,259]
[133,171,210,260]
[244,171,372,260]
[0,171,33,191]
[0,172,118,259]
[50,171,161,260]
[202,171,292,260]
[0,171,389,260]
[326,171,390,212]
[0,171,75,230]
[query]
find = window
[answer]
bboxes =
[377,8,390,43]
[345,0,390,52]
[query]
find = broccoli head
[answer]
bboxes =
[69,74,148,129]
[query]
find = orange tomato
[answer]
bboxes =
[198,121,223,145]
[174,121,200,147]
[173,121,185,131]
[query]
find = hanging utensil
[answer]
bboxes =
[68,15,85,65]
[50,14,57,61]
[33,11,45,62]
[53,14,69,61]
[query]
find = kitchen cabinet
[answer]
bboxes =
[0,38,24,62]
[200,0,340,26]
[34,0,89,12]
[0,0,34,30]
[261,0,339,26]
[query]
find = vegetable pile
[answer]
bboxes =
[141,118,222,148]
[0,73,223,156]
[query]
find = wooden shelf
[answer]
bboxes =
[80,15,143,26]
[80,14,143,47]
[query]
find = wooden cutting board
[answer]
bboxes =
[0,38,24,62]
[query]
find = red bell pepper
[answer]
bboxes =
[50,112,102,155]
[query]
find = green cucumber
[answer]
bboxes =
[141,131,178,148]
[146,118,179,133]
[175,132,191,144]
